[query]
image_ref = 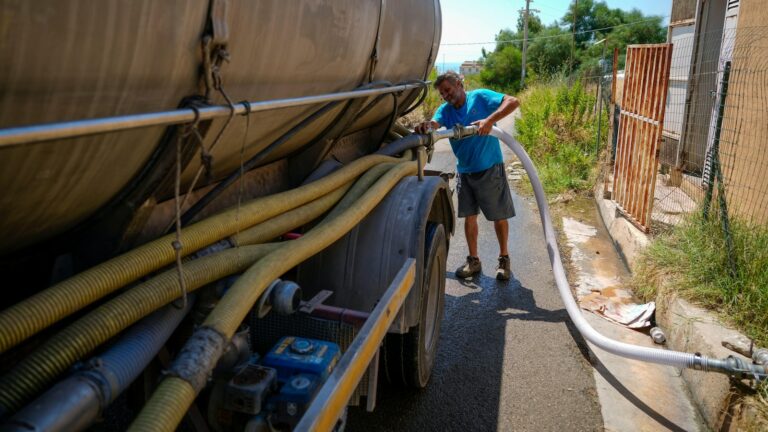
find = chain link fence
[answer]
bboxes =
[604,24,768,235]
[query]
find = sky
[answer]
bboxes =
[436,0,672,64]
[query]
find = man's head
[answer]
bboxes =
[434,71,466,109]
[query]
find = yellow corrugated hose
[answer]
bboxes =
[0,153,400,353]
[0,244,280,414]
[320,162,395,224]
[128,159,419,432]
[233,152,407,246]
[231,182,352,246]
[0,155,405,413]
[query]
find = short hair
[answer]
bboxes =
[434,71,463,88]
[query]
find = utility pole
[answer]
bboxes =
[570,0,578,78]
[519,0,538,89]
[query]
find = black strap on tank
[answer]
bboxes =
[367,0,387,83]
[202,0,230,100]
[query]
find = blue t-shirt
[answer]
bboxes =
[432,89,504,173]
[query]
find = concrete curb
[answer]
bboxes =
[656,294,754,430]
[593,181,648,272]
[593,180,758,431]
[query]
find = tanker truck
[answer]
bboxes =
[0,1,459,430]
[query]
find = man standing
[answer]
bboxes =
[415,71,520,280]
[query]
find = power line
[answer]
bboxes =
[570,0,577,77]
[439,16,668,46]
[568,0,579,75]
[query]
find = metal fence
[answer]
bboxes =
[603,24,768,235]
[614,44,672,233]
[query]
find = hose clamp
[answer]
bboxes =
[78,368,115,409]
[693,352,704,371]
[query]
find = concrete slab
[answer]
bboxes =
[653,176,698,227]
[562,206,705,432]
[584,312,705,432]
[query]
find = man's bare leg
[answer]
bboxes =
[465,214,479,257]
[493,219,509,256]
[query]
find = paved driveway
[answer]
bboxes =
[347,117,603,431]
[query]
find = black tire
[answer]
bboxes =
[384,223,446,388]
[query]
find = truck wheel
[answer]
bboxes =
[385,222,446,388]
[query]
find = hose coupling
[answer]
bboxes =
[79,363,116,409]
[452,123,478,140]
[753,348,768,366]
[255,279,302,318]
[705,355,768,381]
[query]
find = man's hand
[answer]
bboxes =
[415,120,439,134]
[471,95,520,136]
[471,118,493,136]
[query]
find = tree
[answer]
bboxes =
[480,1,667,84]
[494,28,519,51]
[527,27,572,76]
[561,0,598,47]
[609,10,666,46]
[517,12,543,35]
[580,10,666,73]
[560,1,665,48]
[591,2,623,31]
[479,44,522,93]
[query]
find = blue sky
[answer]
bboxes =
[437,0,672,63]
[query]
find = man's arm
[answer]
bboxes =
[471,94,520,135]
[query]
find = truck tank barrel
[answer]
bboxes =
[0,0,442,256]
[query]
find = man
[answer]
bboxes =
[415,71,520,280]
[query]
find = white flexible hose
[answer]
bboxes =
[489,126,699,369]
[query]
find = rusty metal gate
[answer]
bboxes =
[613,44,673,232]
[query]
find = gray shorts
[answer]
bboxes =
[457,163,515,220]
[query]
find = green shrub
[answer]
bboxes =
[514,79,606,195]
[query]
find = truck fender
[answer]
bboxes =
[296,175,454,332]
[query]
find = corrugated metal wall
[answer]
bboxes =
[671,0,697,23]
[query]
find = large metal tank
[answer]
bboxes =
[0,0,441,256]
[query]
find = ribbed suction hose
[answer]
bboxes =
[0,152,400,354]
[3,300,193,432]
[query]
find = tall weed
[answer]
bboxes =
[515,79,606,195]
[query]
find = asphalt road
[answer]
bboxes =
[347,119,603,431]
